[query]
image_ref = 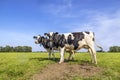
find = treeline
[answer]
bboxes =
[109,46,120,52]
[0,45,119,52]
[0,45,32,52]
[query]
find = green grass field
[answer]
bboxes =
[0,52,120,80]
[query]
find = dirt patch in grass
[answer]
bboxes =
[31,62,103,80]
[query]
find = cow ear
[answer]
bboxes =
[55,32,58,34]
[44,33,50,37]
[33,36,37,39]
[44,33,47,36]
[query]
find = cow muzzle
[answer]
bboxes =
[35,40,39,44]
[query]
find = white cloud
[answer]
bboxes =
[40,0,76,18]
[64,10,120,51]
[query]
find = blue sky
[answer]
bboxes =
[0,0,120,51]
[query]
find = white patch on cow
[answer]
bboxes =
[34,35,41,44]
[59,47,65,63]
[84,32,94,41]
[37,35,40,39]
[35,40,39,44]
[83,32,94,45]
[65,44,74,50]
[77,39,86,50]
[49,32,54,36]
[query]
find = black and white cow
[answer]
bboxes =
[33,35,55,59]
[33,35,75,60]
[44,32,75,60]
[45,31,103,64]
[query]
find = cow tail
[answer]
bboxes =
[95,42,103,51]
[92,32,103,51]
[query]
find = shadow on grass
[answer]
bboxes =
[29,57,92,65]
[29,57,60,62]
[80,60,91,65]
[80,60,98,66]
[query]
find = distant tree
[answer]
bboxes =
[97,50,105,52]
[119,46,120,52]
[0,46,6,52]
[22,46,32,52]
[109,46,120,52]
[27,46,32,52]
[0,45,32,52]
[14,46,21,52]
[0,46,3,52]
[4,45,14,52]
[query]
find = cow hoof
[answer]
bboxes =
[59,59,64,64]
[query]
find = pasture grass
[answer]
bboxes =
[0,52,120,80]
[69,52,120,80]
[0,52,55,80]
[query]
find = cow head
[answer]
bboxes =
[33,35,43,44]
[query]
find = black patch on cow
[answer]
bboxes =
[67,34,73,45]
[72,32,84,49]
[93,37,95,41]
[92,32,95,41]
[72,32,84,41]
[72,40,79,50]
[58,34,66,48]
[85,31,90,34]
[41,37,49,48]
[51,32,60,48]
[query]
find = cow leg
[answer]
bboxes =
[90,47,97,64]
[67,52,72,60]
[59,47,65,64]
[71,51,75,60]
[88,48,94,63]
[69,51,75,60]
[48,50,51,59]
[51,51,55,60]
